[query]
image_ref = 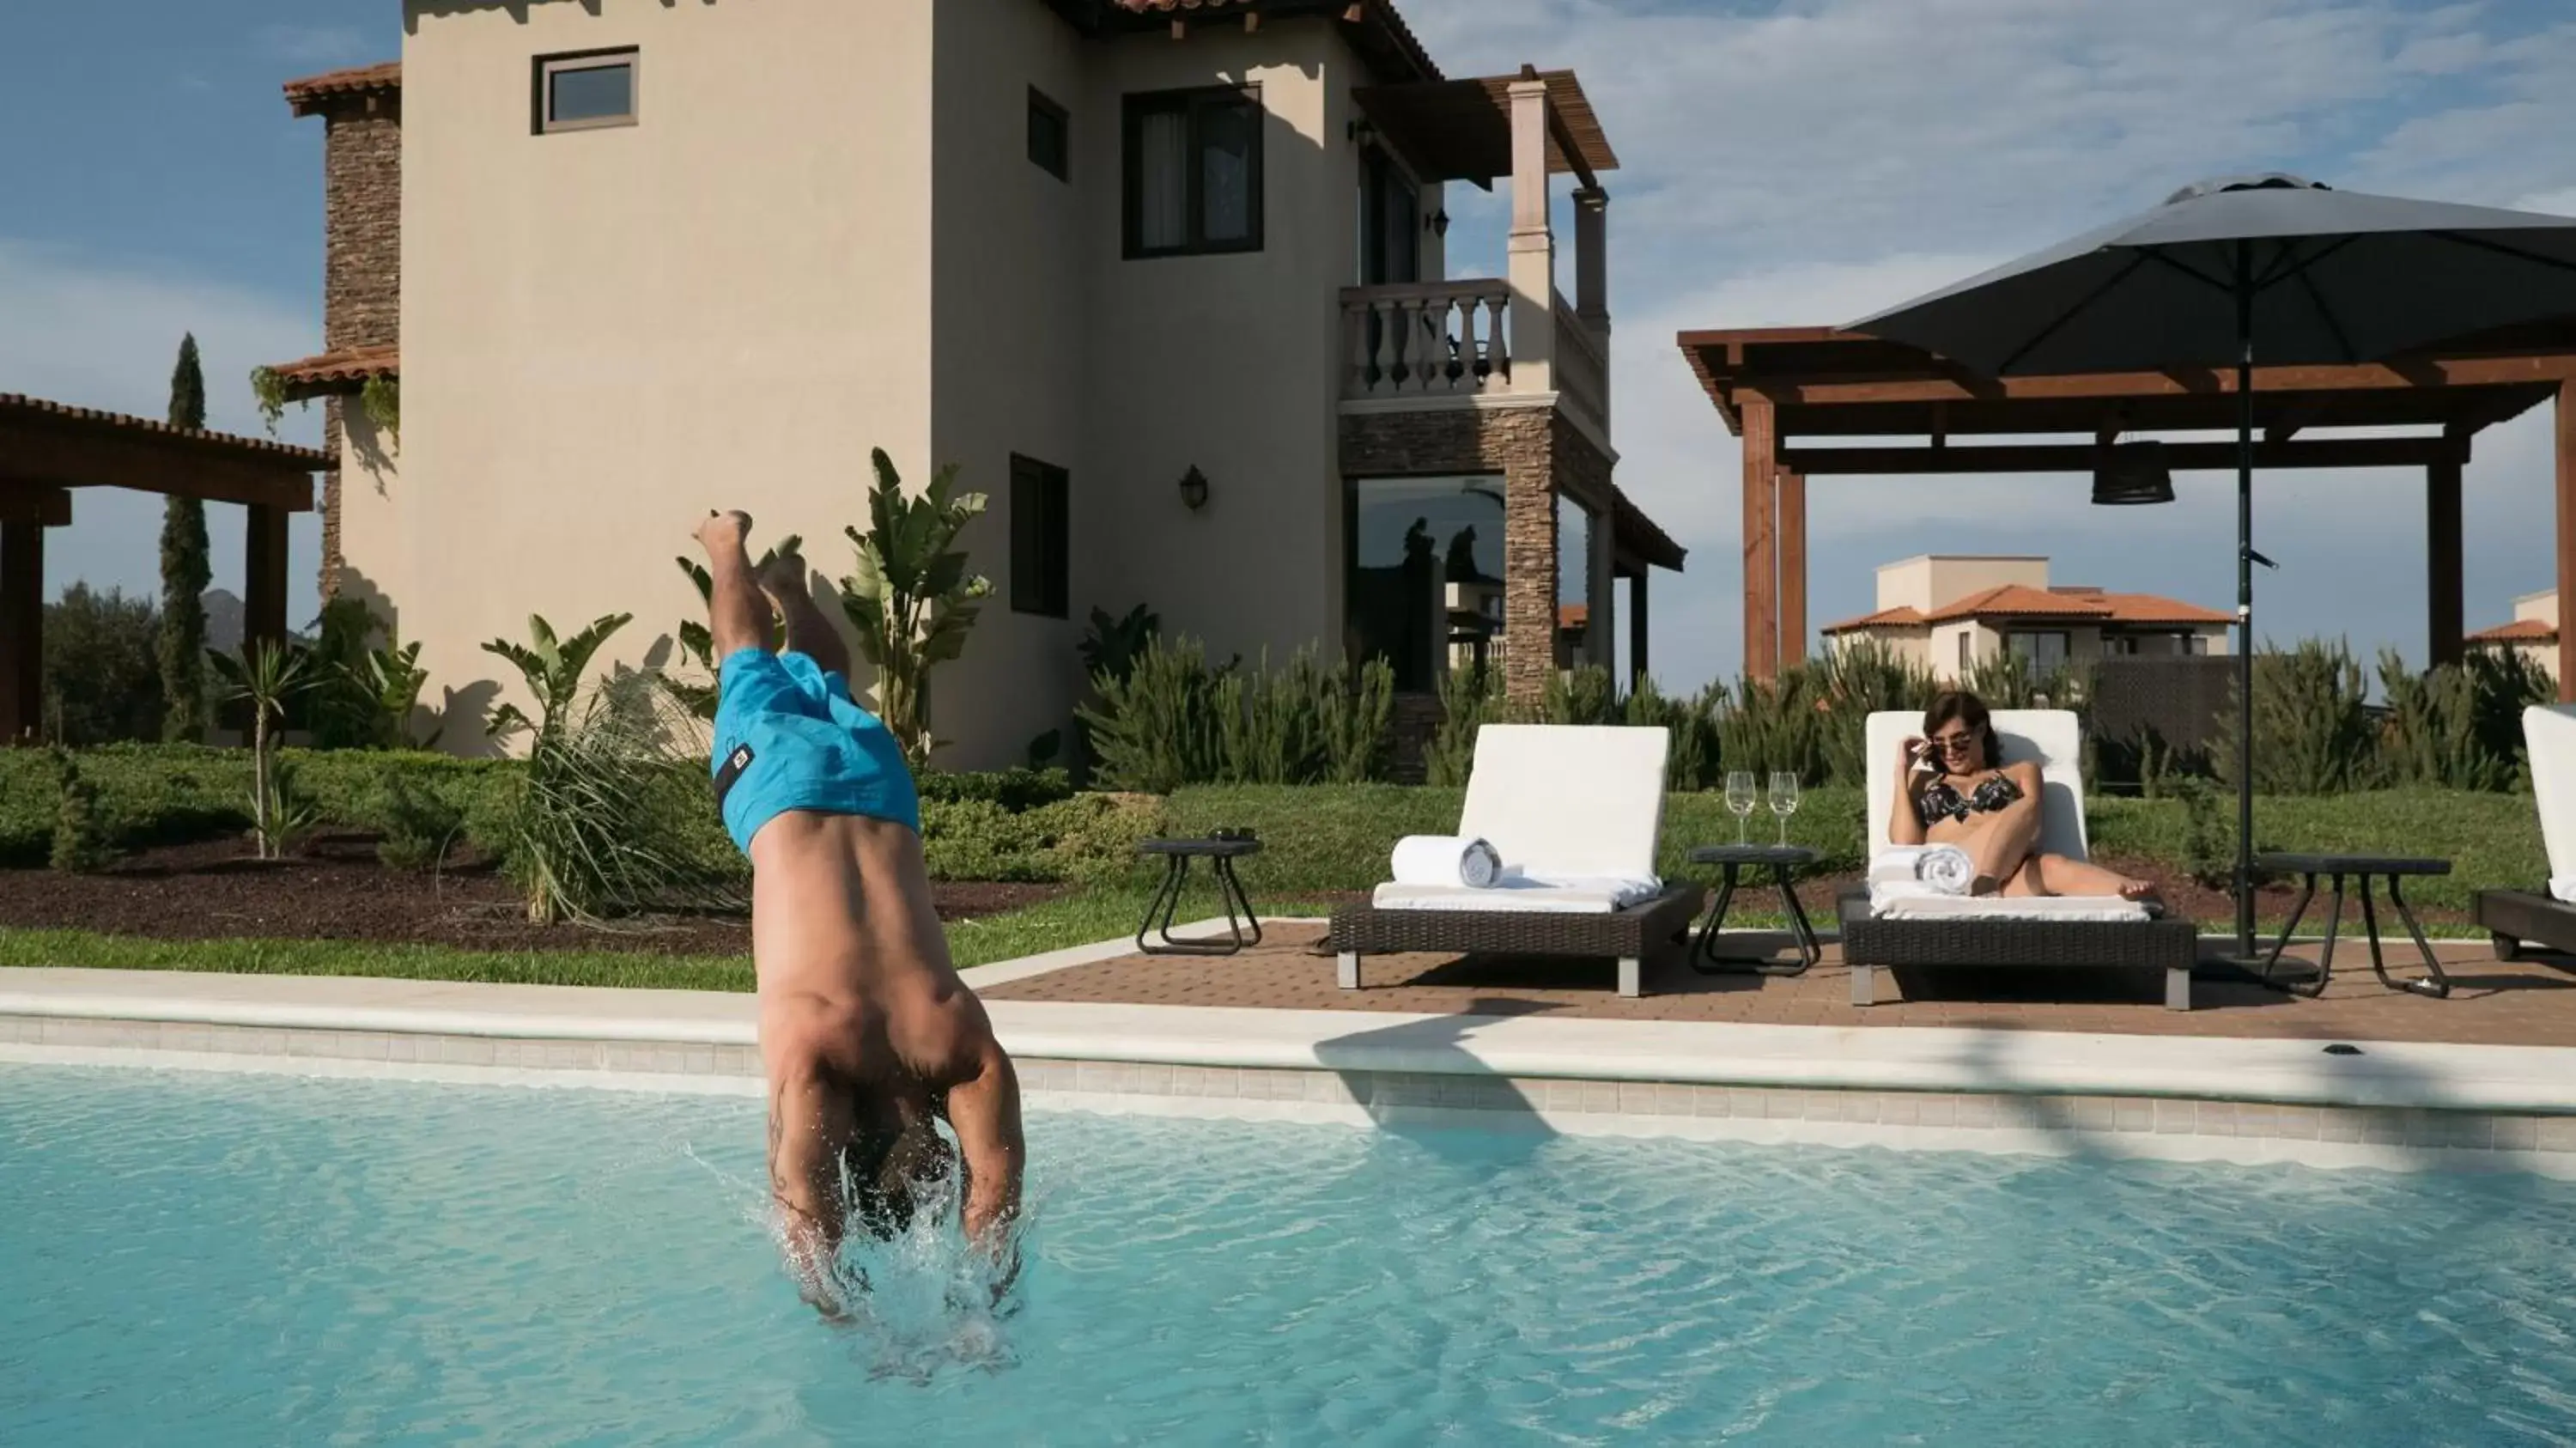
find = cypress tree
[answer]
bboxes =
[158,333,212,741]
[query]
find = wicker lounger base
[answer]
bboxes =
[1328,886,1705,999]
[1837,891,2200,1011]
[2476,890,2576,969]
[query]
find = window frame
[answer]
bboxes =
[1009,453,1072,620]
[1122,84,1266,259]
[533,47,641,135]
[2008,630,2073,669]
[1027,85,1071,182]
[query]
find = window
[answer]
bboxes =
[535,49,639,133]
[1358,147,1419,285]
[1027,87,1069,181]
[2107,634,2139,656]
[1124,87,1262,258]
[1010,455,1070,618]
[2186,632,2211,656]
[1957,632,1972,671]
[1346,476,1504,693]
[2008,630,2070,670]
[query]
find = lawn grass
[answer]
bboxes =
[0,888,1338,990]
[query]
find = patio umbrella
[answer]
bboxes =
[1846,174,2576,959]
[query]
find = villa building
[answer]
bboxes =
[2470,588,2561,683]
[264,0,1681,766]
[1821,555,2230,682]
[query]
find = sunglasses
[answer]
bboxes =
[1925,733,1978,755]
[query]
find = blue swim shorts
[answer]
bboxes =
[710,648,921,854]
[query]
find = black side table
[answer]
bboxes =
[2252,853,2453,1000]
[1135,834,1265,957]
[1688,844,1823,976]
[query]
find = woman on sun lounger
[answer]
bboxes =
[1889,691,2163,905]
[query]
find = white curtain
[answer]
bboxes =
[1137,111,1189,250]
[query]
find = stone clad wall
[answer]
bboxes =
[1340,401,1613,703]
[314,89,402,603]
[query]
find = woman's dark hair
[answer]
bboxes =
[1912,691,2004,811]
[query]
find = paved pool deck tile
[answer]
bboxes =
[980,925,2573,1049]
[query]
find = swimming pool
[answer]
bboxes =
[4,1065,2572,1445]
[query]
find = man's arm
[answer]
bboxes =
[946,1047,1026,1256]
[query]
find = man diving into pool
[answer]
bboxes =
[692,509,1024,1317]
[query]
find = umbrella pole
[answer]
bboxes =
[2234,245,2257,960]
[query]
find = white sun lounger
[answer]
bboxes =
[2475,704,2576,968]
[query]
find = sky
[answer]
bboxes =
[4,0,2574,691]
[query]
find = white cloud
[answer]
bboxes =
[0,241,324,618]
[1394,0,2576,688]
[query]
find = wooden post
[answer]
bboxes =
[0,520,41,744]
[1778,467,1807,668]
[2560,382,2576,703]
[2426,457,2464,668]
[244,504,290,653]
[1742,398,1778,681]
[1628,569,1650,684]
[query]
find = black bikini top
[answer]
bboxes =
[1917,772,2024,826]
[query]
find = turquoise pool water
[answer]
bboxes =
[3,1065,2573,1445]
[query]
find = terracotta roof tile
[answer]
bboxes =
[2090,591,2233,626]
[283,61,401,113]
[1820,605,1927,633]
[264,344,399,399]
[0,393,331,467]
[2470,618,2557,644]
[1558,604,1588,630]
[1924,584,2111,624]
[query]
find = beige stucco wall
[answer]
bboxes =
[2517,588,2560,628]
[394,0,934,754]
[1876,554,2049,612]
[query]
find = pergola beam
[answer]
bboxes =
[1727,351,2576,410]
[1778,436,2466,476]
[0,423,315,511]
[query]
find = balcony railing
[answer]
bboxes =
[1341,280,1515,399]
[1552,290,1608,432]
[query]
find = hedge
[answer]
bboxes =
[3,747,2544,913]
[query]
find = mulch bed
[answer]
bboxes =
[0,835,1066,956]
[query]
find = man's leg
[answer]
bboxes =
[693,509,773,659]
[758,551,855,681]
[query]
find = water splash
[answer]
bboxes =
[757,1146,1035,1383]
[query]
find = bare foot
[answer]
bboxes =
[694,508,753,557]
[2118,877,2164,907]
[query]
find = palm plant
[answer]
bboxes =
[839,449,991,769]
[481,612,635,749]
[208,639,317,860]
[356,631,440,751]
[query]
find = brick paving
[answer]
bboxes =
[980,924,2576,1048]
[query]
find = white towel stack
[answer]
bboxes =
[1390,835,1507,890]
[2553,879,2576,905]
[1868,845,1977,897]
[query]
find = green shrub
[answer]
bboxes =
[1424,665,1511,788]
[1814,642,1938,788]
[1083,637,1394,790]
[1316,654,1395,785]
[1542,666,1619,726]
[1082,636,1230,793]
[48,748,114,873]
[1221,648,1324,785]
[917,768,1075,812]
[374,770,466,872]
[2379,648,2555,791]
[41,584,166,746]
[1620,675,1719,792]
[1716,666,1825,784]
[2215,638,2373,795]
[301,599,384,749]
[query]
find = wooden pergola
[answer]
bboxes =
[1678,325,2576,699]
[1,394,328,742]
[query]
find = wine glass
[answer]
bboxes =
[1724,771,1757,844]
[1768,771,1801,846]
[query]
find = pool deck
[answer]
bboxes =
[6,918,2576,1177]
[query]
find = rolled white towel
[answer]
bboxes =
[1867,845,1976,897]
[2552,878,2576,905]
[1390,835,1507,889]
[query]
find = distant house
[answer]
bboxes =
[1822,555,2230,682]
[2469,588,2559,682]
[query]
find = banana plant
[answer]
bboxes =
[480,611,634,749]
[840,449,989,769]
[665,534,802,721]
[208,639,317,860]
[346,630,439,750]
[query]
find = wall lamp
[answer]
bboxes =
[1179,465,1210,511]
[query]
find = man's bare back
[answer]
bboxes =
[693,510,1024,1315]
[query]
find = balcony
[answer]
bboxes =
[1338,70,1619,447]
